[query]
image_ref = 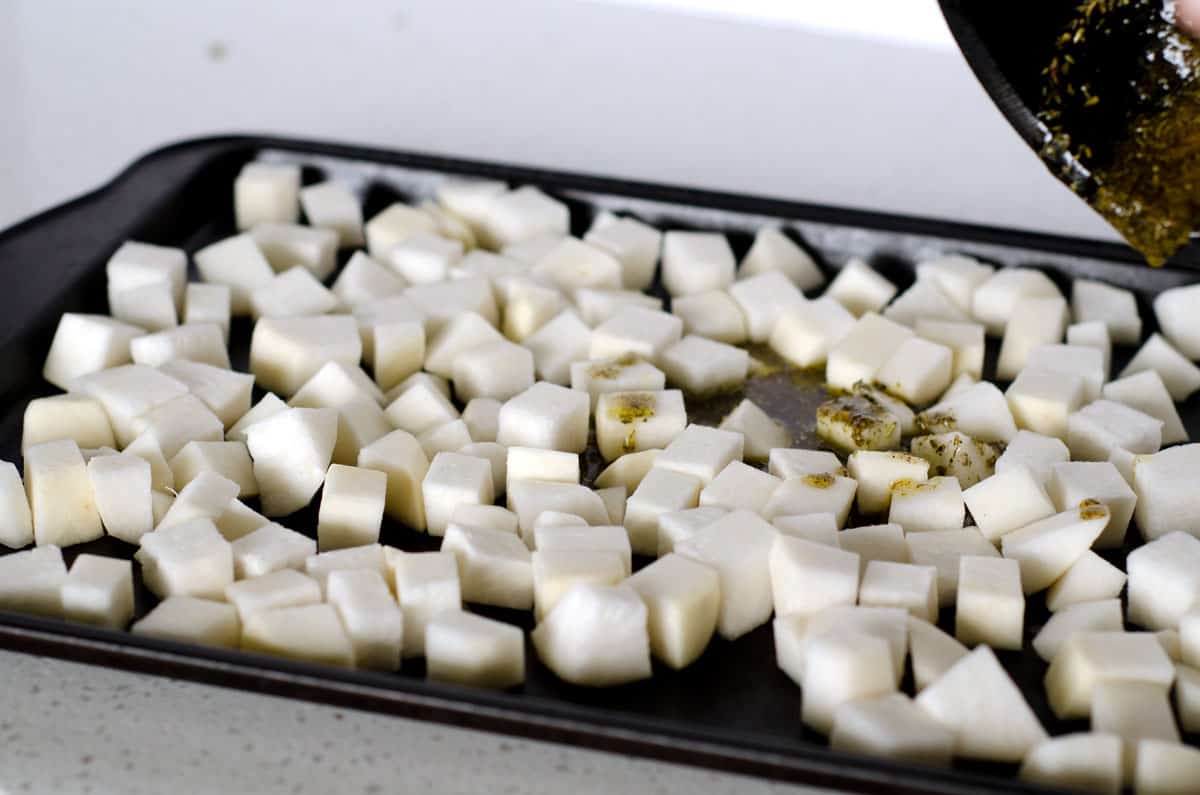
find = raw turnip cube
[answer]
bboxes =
[597,485,626,525]
[584,214,662,290]
[676,510,776,639]
[249,315,362,396]
[1071,278,1141,344]
[86,453,152,544]
[919,380,1018,443]
[1068,400,1163,462]
[1047,462,1136,548]
[671,289,747,345]
[496,382,589,454]
[0,545,65,616]
[317,464,386,551]
[847,451,929,516]
[184,283,232,343]
[406,277,499,332]
[109,280,177,332]
[128,394,224,461]
[325,568,403,671]
[423,312,503,380]
[332,251,404,308]
[387,231,463,285]
[531,237,622,291]
[299,181,363,247]
[971,267,1061,336]
[909,432,1000,488]
[570,354,666,410]
[906,526,998,608]
[1094,681,1179,781]
[194,234,275,315]
[522,309,593,385]
[1133,446,1200,543]
[815,394,901,453]
[1045,631,1174,720]
[224,568,322,622]
[1176,665,1200,731]
[533,583,651,686]
[230,523,316,579]
[304,543,388,595]
[1001,503,1109,593]
[660,231,735,297]
[915,318,985,380]
[426,611,524,688]
[364,203,438,260]
[655,424,745,485]
[42,314,142,391]
[354,296,427,367]
[357,430,429,530]
[858,561,938,622]
[390,550,460,658]
[508,481,608,538]
[918,645,1047,762]
[956,556,1024,649]
[1067,320,1112,379]
[170,441,256,498]
[768,449,843,480]
[234,162,299,230]
[158,471,238,531]
[136,518,232,600]
[1128,531,1200,629]
[826,313,913,391]
[132,596,238,648]
[769,535,860,618]
[1019,733,1123,795]
[292,363,391,465]
[420,418,489,457]
[435,178,506,236]
[248,267,338,319]
[1120,333,1200,401]
[1032,598,1123,662]
[739,227,823,291]
[772,513,840,546]
[422,452,494,537]
[384,381,459,436]
[1134,740,1200,795]
[594,449,660,492]
[659,335,748,396]
[122,433,174,495]
[698,461,781,514]
[1026,343,1107,403]
[657,506,726,556]
[106,240,187,311]
[962,466,1056,543]
[831,693,955,766]
[763,474,857,526]
[1104,371,1188,445]
[24,439,102,547]
[884,279,968,328]
[625,468,702,555]
[995,430,1070,485]
[225,393,287,444]
[839,524,910,574]
[802,629,897,735]
[589,306,683,365]
[505,447,578,494]
[531,510,585,531]
[996,296,1069,379]
[532,548,625,621]
[462,398,502,444]
[477,186,569,250]
[625,553,720,670]
[1046,551,1127,612]
[501,279,563,341]
[245,407,337,517]
[1157,282,1200,359]
[825,259,897,317]
[214,498,269,542]
[908,616,968,691]
[0,462,32,549]
[449,504,518,536]
[768,297,856,369]
[1005,369,1086,440]
[774,606,908,687]
[452,340,535,403]
[158,361,253,430]
[719,399,788,462]
[22,393,114,456]
[241,603,354,668]
[595,390,686,461]
[915,255,994,314]
[1184,611,1200,669]
[532,525,632,576]
[727,271,807,343]
[888,476,964,534]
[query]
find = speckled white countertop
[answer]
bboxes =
[0,650,827,795]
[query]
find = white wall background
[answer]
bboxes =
[0,0,1117,242]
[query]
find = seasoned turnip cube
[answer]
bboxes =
[570,354,665,410]
[660,231,735,297]
[762,473,857,527]
[1046,462,1136,549]
[858,561,938,622]
[906,526,998,607]
[1103,370,1188,445]
[963,466,1056,543]
[24,439,103,547]
[802,629,897,735]
[697,461,781,514]
[996,296,1068,380]
[1032,598,1123,662]
[772,513,840,546]
[1046,550,1127,612]
[1070,278,1141,344]
[831,693,955,766]
[0,545,66,616]
[224,568,321,623]
[137,518,233,600]
[909,431,1000,488]
[769,535,860,618]
[624,468,702,555]
[847,451,929,516]
[594,449,660,492]
[170,441,256,499]
[971,267,1061,336]
[919,380,1018,443]
[768,297,856,369]
[719,399,789,462]
[825,259,897,317]
[995,430,1070,485]
[652,424,744,486]
[1134,740,1200,795]
[584,214,662,290]
[426,611,524,688]
[1068,400,1163,462]
[477,186,568,250]
[915,255,994,314]
[825,313,913,391]
[956,556,1024,649]
[739,227,823,290]
[676,510,776,639]
[245,407,338,517]
[299,181,363,247]
[326,568,403,671]
[767,449,843,480]
[42,314,143,390]
[727,271,807,343]
[907,616,968,691]
[234,162,299,230]
[815,394,901,453]
[657,506,726,556]
[915,318,985,380]
[1019,733,1123,795]
[888,476,963,535]
[659,335,748,395]
[241,603,354,668]
[250,315,362,397]
[1001,503,1109,594]
[496,382,589,454]
[442,524,533,610]
[532,583,651,686]
[1120,333,1200,401]
[1044,631,1174,720]
[595,390,686,461]
[86,453,152,544]
[194,234,275,315]
[671,289,748,344]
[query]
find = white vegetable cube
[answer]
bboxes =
[624,468,702,555]
[86,453,152,545]
[1001,504,1109,594]
[436,178,506,235]
[595,390,686,461]
[839,523,910,573]
[1046,551,1127,612]
[825,313,913,392]
[387,231,463,284]
[915,255,994,314]
[762,474,857,527]
[727,271,808,343]
[303,544,388,595]
[772,513,840,546]
[531,583,651,687]
[501,279,563,341]
[1103,370,1188,445]
[363,202,438,260]
[507,481,609,538]
[1025,344,1106,403]
[660,231,735,297]
[496,382,589,454]
[451,505,519,537]
[215,497,268,542]
[249,315,363,397]
[126,393,223,461]
[441,524,533,610]
[698,461,781,514]
[847,451,929,516]
[888,476,963,535]
[194,234,275,315]
[326,569,403,671]
[571,286,663,326]
[906,527,999,608]
[385,381,459,436]
[231,523,317,579]
[658,335,748,395]
[882,279,967,327]
[532,548,625,620]
[768,297,856,368]
[170,441,256,498]
[1019,733,1123,795]
[1093,681,1179,779]
[995,430,1070,485]
[422,452,494,537]
[477,186,568,249]
[406,277,499,332]
[226,393,288,444]
[718,399,789,462]
[1067,320,1112,378]
[426,611,524,689]
[594,449,660,493]
[299,180,364,246]
[962,465,1055,543]
[316,464,386,551]
[531,237,622,291]
[874,337,954,408]
[1156,282,1200,357]
[915,319,985,380]
[22,393,114,456]
[389,551,461,658]
[136,518,233,600]
[768,449,843,480]
[462,398,502,444]
[774,605,908,688]
[106,240,187,311]
[769,535,860,618]
[956,556,1024,650]
[1120,333,1200,401]
[1072,278,1142,344]
[60,553,133,629]
[671,289,747,345]
[505,447,578,494]
[676,510,777,640]
[1133,445,1200,544]
[185,283,232,342]
[1031,598,1123,662]
[158,360,253,430]
[249,266,338,319]
[0,462,32,549]
[623,553,719,670]
[332,252,404,309]
[1134,740,1200,795]
[131,596,239,648]
[0,545,66,617]
[24,439,103,548]
[907,616,968,691]
[1068,400,1163,462]
[995,296,1068,380]
[657,506,726,556]
[109,280,177,331]
[830,693,955,766]
[452,340,534,403]
[1005,369,1086,440]
[523,309,592,385]
[1176,665,1200,731]
[1128,531,1200,630]
[917,646,1047,763]
[824,259,898,317]
[234,162,300,230]
[241,603,354,668]
[532,525,632,578]
[858,561,938,622]
[739,227,824,291]
[570,354,666,410]
[919,380,1018,443]
[1046,462,1136,549]
[357,430,429,530]
[597,486,626,525]
[224,569,322,622]
[42,314,142,390]
[801,629,897,735]
[421,311,502,380]
[589,306,683,364]
[971,267,1061,336]
[245,408,338,517]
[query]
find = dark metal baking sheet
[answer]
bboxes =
[0,135,1195,794]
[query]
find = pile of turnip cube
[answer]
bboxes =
[8,158,1200,792]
